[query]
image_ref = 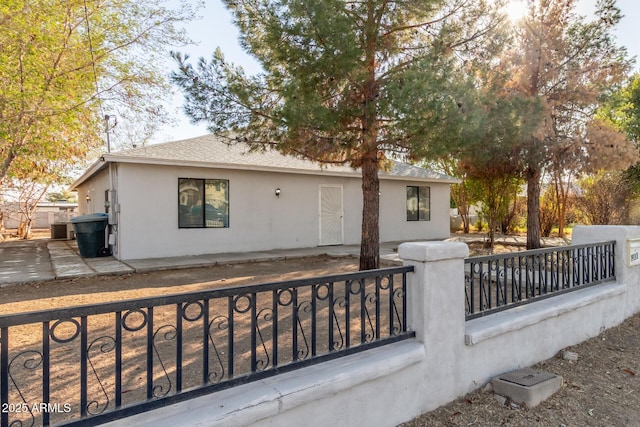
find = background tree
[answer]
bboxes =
[463,162,522,249]
[597,73,640,193]
[436,157,476,233]
[576,170,633,224]
[3,136,78,238]
[0,0,198,184]
[598,74,640,141]
[546,117,637,236]
[506,0,633,249]
[549,170,571,237]
[10,178,50,239]
[172,0,506,269]
[46,188,77,203]
[457,96,533,248]
[539,183,559,237]
[448,49,541,247]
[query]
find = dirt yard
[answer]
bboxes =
[0,256,361,315]
[402,312,640,426]
[1,246,638,426]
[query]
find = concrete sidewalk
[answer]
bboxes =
[0,240,55,285]
[0,239,403,287]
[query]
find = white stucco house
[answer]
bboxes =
[70,135,459,260]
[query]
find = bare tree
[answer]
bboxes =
[577,171,633,225]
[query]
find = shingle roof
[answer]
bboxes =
[72,134,458,189]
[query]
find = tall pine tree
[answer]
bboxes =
[172,0,505,269]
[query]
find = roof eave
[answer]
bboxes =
[69,157,109,191]
[380,175,462,184]
[100,156,460,183]
[71,150,461,188]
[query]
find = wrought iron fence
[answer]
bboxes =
[0,266,413,427]
[465,241,616,320]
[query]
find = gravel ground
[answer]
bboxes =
[401,312,640,427]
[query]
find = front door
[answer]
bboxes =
[319,185,344,246]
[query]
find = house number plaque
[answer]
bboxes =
[627,238,640,267]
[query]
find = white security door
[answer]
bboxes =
[319,185,344,246]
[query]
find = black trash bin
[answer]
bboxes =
[71,213,109,258]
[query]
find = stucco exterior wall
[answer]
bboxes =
[379,179,450,243]
[113,163,451,260]
[75,168,110,216]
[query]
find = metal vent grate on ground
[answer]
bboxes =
[498,368,557,387]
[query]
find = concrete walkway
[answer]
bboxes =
[0,239,404,287]
[447,233,571,248]
[0,240,55,285]
[0,234,570,287]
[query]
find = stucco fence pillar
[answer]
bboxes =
[397,226,640,414]
[572,225,640,318]
[398,241,472,411]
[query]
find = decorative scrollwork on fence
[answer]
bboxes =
[295,301,312,360]
[233,294,253,314]
[207,315,229,383]
[486,260,503,306]
[315,283,330,301]
[575,248,585,284]
[255,308,273,370]
[151,325,176,398]
[181,301,205,322]
[331,297,346,351]
[122,309,148,332]
[559,250,572,289]
[49,318,80,343]
[276,288,293,307]
[347,279,363,296]
[86,336,116,415]
[7,351,41,427]
[0,265,414,426]
[363,291,377,343]
[391,287,405,336]
[480,270,491,311]
[379,276,391,290]
[464,274,471,315]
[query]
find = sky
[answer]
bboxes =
[154,0,640,144]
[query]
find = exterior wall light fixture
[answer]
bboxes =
[86,194,91,203]
[275,188,281,198]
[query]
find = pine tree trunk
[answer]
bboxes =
[526,168,541,249]
[360,27,379,271]
[360,152,380,270]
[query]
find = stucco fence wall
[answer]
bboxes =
[106,225,640,427]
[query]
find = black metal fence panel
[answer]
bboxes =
[465,241,616,320]
[0,266,413,427]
